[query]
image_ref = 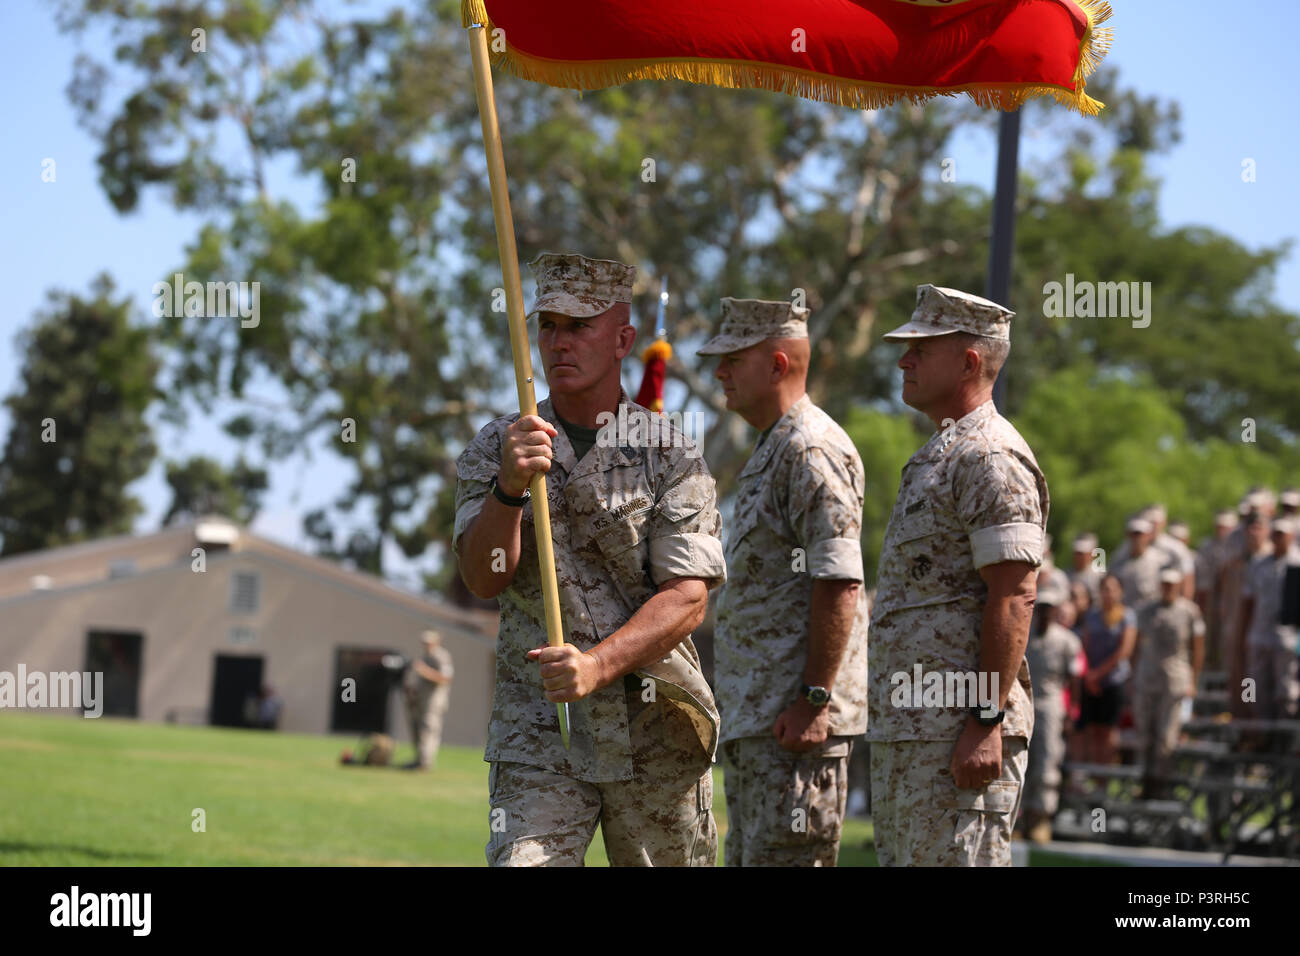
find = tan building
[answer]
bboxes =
[0,517,497,748]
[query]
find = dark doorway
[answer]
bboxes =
[84,630,144,717]
[331,647,400,734]
[210,654,264,728]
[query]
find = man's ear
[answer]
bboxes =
[771,348,791,382]
[962,344,983,383]
[615,320,637,360]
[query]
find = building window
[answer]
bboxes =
[229,571,260,613]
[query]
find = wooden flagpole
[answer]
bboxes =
[466,22,570,749]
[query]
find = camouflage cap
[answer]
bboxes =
[1215,509,1239,528]
[696,297,809,355]
[1281,488,1300,509]
[1036,574,1070,607]
[1143,504,1168,524]
[882,285,1014,342]
[1159,568,1184,585]
[1073,533,1098,552]
[421,629,441,645]
[1245,488,1277,512]
[1273,516,1299,536]
[527,252,635,320]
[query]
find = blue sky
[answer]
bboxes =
[1,0,1297,587]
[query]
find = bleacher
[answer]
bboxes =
[1054,671,1300,860]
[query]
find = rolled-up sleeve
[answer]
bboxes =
[452,423,504,556]
[954,450,1045,570]
[790,446,865,581]
[970,523,1044,569]
[1192,610,1206,638]
[647,452,727,589]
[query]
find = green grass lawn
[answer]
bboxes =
[0,713,1096,866]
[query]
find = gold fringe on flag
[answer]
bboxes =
[461,0,489,27]
[462,0,1112,116]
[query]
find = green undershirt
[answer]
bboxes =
[558,415,600,463]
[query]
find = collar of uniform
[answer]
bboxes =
[548,389,644,485]
[913,398,997,462]
[537,395,579,479]
[739,393,812,479]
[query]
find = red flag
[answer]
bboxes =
[462,0,1112,115]
[634,339,672,412]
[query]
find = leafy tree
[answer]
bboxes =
[54,3,1299,592]
[0,276,158,555]
[162,455,269,526]
[842,406,928,585]
[1014,364,1300,565]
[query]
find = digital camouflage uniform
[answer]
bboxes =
[869,286,1048,867]
[1114,542,1171,610]
[1024,620,1081,818]
[1158,531,1198,582]
[1242,545,1300,720]
[1069,533,1103,608]
[1038,536,1070,604]
[405,644,454,768]
[1195,524,1235,669]
[1221,544,1267,718]
[1134,594,1202,784]
[1112,523,1195,583]
[700,300,869,867]
[454,253,727,867]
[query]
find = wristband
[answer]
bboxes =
[490,475,530,507]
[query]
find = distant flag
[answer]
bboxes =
[461,0,1113,116]
[635,277,671,413]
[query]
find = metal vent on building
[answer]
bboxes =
[108,559,136,579]
[227,626,257,646]
[229,571,261,613]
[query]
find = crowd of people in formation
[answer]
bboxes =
[1018,489,1300,843]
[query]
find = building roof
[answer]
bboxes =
[0,517,497,643]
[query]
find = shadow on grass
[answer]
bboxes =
[0,841,162,863]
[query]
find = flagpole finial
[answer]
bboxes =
[656,276,668,339]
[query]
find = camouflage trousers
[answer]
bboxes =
[1246,644,1300,720]
[720,735,853,867]
[1133,686,1183,783]
[486,699,716,867]
[870,736,1028,867]
[1024,704,1065,816]
[412,708,444,769]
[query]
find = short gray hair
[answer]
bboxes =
[950,332,1009,382]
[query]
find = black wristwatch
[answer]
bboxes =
[489,475,530,507]
[970,705,1005,727]
[801,685,832,708]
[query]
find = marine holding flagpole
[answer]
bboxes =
[453,254,727,866]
